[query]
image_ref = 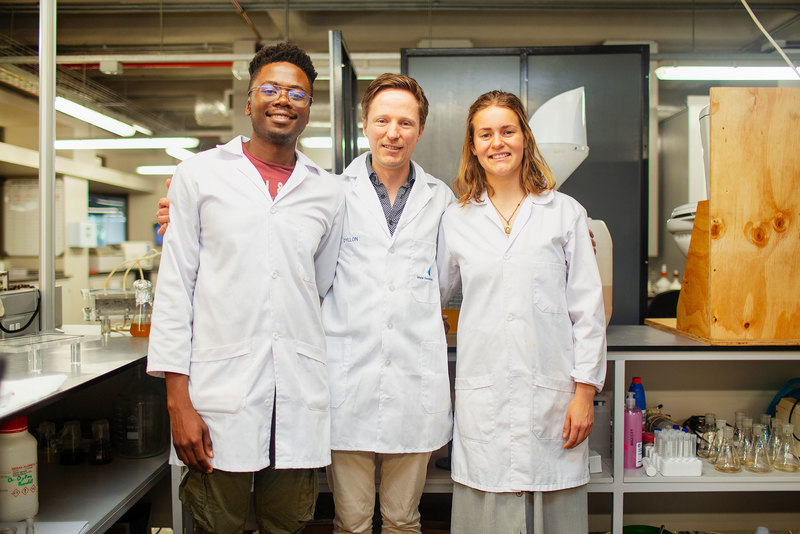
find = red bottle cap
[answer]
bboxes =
[0,415,28,433]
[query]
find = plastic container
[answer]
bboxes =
[624,392,643,469]
[0,416,39,522]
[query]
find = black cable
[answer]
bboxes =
[0,293,40,334]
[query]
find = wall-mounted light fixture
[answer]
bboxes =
[136,165,177,175]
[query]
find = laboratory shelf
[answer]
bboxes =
[605,325,800,533]
[36,452,169,533]
[622,462,800,492]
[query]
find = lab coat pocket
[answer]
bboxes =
[410,240,438,304]
[189,339,251,414]
[420,341,450,414]
[454,375,495,443]
[325,336,351,409]
[532,261,568,314]
[531,375,576,440]
[296,341,330,412]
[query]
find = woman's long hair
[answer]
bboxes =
[453,90,554,205]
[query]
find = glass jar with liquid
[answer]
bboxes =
[130,279,152,338]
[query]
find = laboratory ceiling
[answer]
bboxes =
[1,0,799,142]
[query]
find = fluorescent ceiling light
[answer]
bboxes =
[133,124,153,136]
[166,147,196,161]
[54,96,137,137]
[137,165,177,175]
[655,65,800,81]
[55,137,200,150]
[299,137,370,149]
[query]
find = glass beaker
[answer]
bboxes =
[89,419,113,465]
[36,421,58,464]
[130,279,152,337]
[696,412,715,458]
[714,426,741,473]
[58,421,85,465]
[743,423,772,473]
[771,423,799,473]
[113,365,168,458]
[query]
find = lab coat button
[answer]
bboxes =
[388,284,395,291]
[506,314,513,321]
[504,254,510,260]
[385,360,391,366]
[386,323,393,330]
[388,246,395,254]
[272,333,280,340]
[271,271,279,278]
[270,207,277,214]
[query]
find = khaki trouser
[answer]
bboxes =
[180,466,318,534]
[327,450,432,534]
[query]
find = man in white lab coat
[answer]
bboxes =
[320,74,454,534]
[157,73,454,533]
[148,43,345,534]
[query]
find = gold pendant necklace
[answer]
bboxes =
[490,195,525,235]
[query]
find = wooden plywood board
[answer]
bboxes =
[647,318,800,345]
[676,200,710,339]
[678,87,800,342]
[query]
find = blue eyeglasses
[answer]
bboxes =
[248,83,313,108]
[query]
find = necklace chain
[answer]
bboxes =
[489,195,526,235]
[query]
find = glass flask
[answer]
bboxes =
[58,421,85,465]
[113,365,168,458]
[759,414,772,443]
[130,279,152,338]
[36,421,58,464]
[696,412,715,458]
[714,426,741,473]
[743,423,772,473]
[736,417,753,461]
[767,417,785,463]
[89,419,113,465]
[707,418,726,464]
[771,423,799,473]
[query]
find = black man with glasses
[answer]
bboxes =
[148,42,344,534]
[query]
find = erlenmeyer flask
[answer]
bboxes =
[772,423,799,473]
[714,426,741,473]
[736,417,753,461]
[743,423,772,473]
[697,413,715,458]
[707,419,726,464]
[767,417,785,463]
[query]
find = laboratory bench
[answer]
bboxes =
[0,334,169,533]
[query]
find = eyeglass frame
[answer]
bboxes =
[247,83,313,108]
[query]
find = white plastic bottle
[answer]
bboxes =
[653,264,671,294]
[0,415,39,522]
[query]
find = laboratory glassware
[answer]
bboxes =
[771,423,799,472]
[743,423,772,473]
[714,426,741,473]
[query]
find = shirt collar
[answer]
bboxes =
[366,153,415,188]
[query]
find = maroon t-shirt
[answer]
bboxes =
[242,141,294,199]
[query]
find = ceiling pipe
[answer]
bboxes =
[230,0,264,45]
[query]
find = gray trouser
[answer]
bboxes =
[450,482,588,534]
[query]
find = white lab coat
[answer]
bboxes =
[439,189,606,492]
[148,136,345,471]
[321,152,455,453]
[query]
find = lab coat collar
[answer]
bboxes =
[473,188,554,248]
[343,152,434,241]
[220,136,322,203]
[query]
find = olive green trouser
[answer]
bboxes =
[180,466,319,534]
